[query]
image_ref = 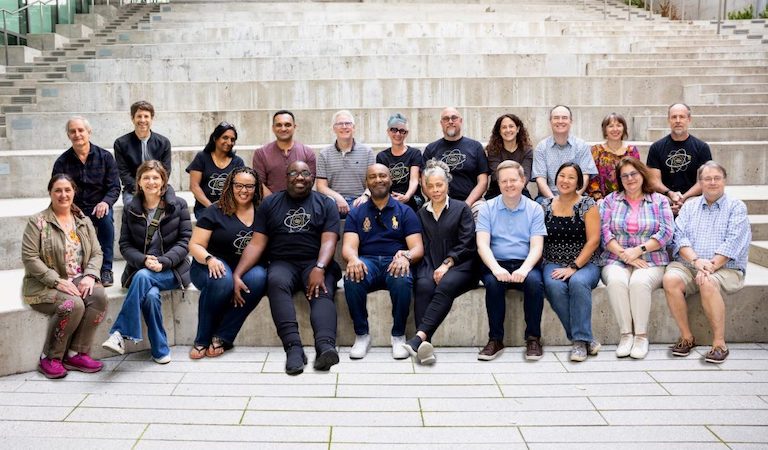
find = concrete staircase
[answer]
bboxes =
[0,0,766,376]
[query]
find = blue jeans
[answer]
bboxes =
[344,256,413,336]
[190,260,267,346]
[88,207,114,271]
[482,260,544,341]
[110,268,179,359]
[543,262,600,343]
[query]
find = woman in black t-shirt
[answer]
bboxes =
[187,167,266,359]
[376,113,423,211]
[186,121,245,217]
[485,114,533,200]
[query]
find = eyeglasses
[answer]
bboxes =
[334,121,354,128]
[440,115,461,123]
[701,176,724,183]
[389,128,409,135]
[233,183,256,191]
[619,171,640,180]
[287,169,312,178]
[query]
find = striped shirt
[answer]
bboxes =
[599,191,674,267]
[317,140,375,198]
[532,135,597,195]
[672,194,751,273]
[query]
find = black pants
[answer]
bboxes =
[267,260,339,348]
[414,268,476,341]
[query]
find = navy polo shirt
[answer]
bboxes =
[344,196,422,257]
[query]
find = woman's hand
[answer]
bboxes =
[627,258,649,269]
[433,263,449,285]
[232,275,249,307]
[55,278,81,297]
[77,276,95,298]
[144,255,163,272]
[550,267,576,281]
[207,256,226,279]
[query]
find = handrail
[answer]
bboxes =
[1,0,71,66]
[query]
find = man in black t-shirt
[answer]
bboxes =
[233,161,341,375]
[647,103,712,215]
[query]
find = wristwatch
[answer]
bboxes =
[640,245,648,254]
[442,257,454,267]
[402,250,412,261]
[205,254,214,263]
[568,261,580,270]
[315,262,326,270]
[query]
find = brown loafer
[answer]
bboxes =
[705,345,729,364]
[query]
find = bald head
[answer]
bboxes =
[366,163,392,200]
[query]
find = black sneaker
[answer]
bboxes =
[100,270,114,287]
[313,340,339,371]
[285,342,307,375]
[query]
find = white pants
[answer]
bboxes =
[601,264,665,335]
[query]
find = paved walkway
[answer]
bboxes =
[1,344,767,448]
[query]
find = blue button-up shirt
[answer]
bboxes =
[532,135,597,195]
[672,194,751,273]
[476,195,547,261]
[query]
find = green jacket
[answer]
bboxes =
[21,206,103,304]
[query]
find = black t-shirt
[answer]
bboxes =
[195,205,257,269]
[647,134,711,194]
[423,136,489,201]
[376,146,424,196]
[185,151,245,213]
[254,190,340,261]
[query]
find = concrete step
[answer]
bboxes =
[698,93,768,105]
[591,66,768,76]
[750,215,768,241]
[592,59,767,69]
[638,114,768,129]
[646,127,768,142]
[685,82,768,95]
[749,241,768,268]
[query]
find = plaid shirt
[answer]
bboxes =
[52,143,121,211]
[532,135,597,195]
[672,194,751,273]
[600,191,674,267]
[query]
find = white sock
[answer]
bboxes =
[66,349,78,358]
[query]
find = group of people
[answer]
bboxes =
[21,100,751,379]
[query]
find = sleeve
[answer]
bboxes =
[600,193,617,245]
[531,141,546,180]
[118,206,147,268]
[316,149,328,179]
[305,146,317,178]
[51,155,63,177]
[475,200,491,233]
[646,141,661,169]
[650,194,674,246]
[367,147,376,167]
[628,145,641,160]
[402,205,423,236]
[102,152,122,207]
[322,196,341,234]
[671,200,692,256]
[577,142,598,175]
[252,198,270,235]
[157,201,192,270]
[422,143,435,168]
[343,208,360,234]
[530,203,547,236]
[411,147,424,168]
[113,138,134,193]
[475,141,490,174]
[83,217,103,278]
[194,205,217,231]
[522,148,534,180]
[446,203,477,265]
[375,151,385,165]
[716,200,750,260]
[186,152,205,174]
[586,145,602,198]
[252,148,267,185]
[232,156,245,169]
[21,216,59,287]
[700,141,713,162]
[160,136,172,176]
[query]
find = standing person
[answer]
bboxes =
[316,110,375,217]
[101,161,191,364]
[485,113,534,200]
[376,113,423,211]
[234,161,342,375]
[113,101,172,206]
[423,107,489,211]
[476,161,547,361]
[52,117,121,287]
[403,160,477,365]
[663,161,751,363]
[532,105,597,203]
[600,158,673,359]
[188,168,268,359]
[646,103,712,215]
[587,113,641,201]
[342,164,424,360]
[541,163,601,362]
[252,110,317,197]
[22,174,107,378]
[186,121,245,218]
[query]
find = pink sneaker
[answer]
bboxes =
[38,357,67,379]
[63,353,103,373]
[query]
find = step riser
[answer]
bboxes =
[749,243,768,267]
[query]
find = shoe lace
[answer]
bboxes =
[674,337,694,350]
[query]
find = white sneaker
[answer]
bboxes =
[616,334,633,358]
[630,336,649,359]
[349,334,371,360]
[391,335,409,360]
[417,341,436,365]
[153,354,171,364]
[102,331,125,355]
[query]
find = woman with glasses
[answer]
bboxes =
[186,122,245,217]
[187,167,267,359]
[587,113,641,201]
[600,158,673,359]
[485,114,533,200]
[376,113,423,211]
[102,161,191,364]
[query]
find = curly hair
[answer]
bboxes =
[422,158,453,184]
[485,114,531,157]
[217,167,262,216]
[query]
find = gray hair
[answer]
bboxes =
[422,159,452,184]
[496,160,526,179]
[668,102,692,118]
[387,113,408,128]
[697,160,727,179]
[65,116,92,133]
[331,109,355,126]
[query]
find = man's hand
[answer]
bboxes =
[306,267,328,299]
[92,202,109,219]
[509,267,530,283]
[345,258,368,282]
[336,197,350,216]
[387,255,411,278]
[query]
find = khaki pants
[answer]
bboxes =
[601,264,665,335]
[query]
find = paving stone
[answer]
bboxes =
[412,362,567,374]
[602,409,768,426]
[115,361,267,373]
[709,425,768,443]
[0,405,72,420]
[648,370,768,383]
[727,444,768,450]
[662,383,768,396]
[423,410,606,426]
[262,361,414,374]
[0,437,135,449]
[67,407,243,425]
[519,425,719,442]
[181,372,338,385]
[64,370,185,384]
[81,394,249,410]
[338,373,495,385]
[243,410,421,426]
[172,383,336,397]
[494,371,655,384]
[331,426,524,443]
[141,423,329,443]
[420,397,594,412]
[0,420,146,438]
[248,397,418,411]
[714,361,768,370]
[14,380,176,395]
[499,383,669,397]
[563,359,722,372]
[331,445,521,450]
[526,444,729,449]
[0,392,85,406]
[137,442,328,450]
[336,384,502,398]
[592,395,768,410]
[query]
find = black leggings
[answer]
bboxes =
[414,269,476,341]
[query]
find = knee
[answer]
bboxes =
[89,286,108,310]
[140,288,162,307]
[698,277,721,296]
[132,269,153,284]
[244,266,267,290]
[662,272,684,293]
[57,295,85,318]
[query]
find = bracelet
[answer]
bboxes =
[205,254,214,263]
[568,261,580,270]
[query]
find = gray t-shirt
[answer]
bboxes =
[317,140,375,198]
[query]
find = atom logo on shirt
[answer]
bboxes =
[441,149,467,171]
[284,207,312,232]
[208,173,228,196]
[233,230,253,255]
[389,162,409,184]
[665,148,692,173]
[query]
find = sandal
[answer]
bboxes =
[189,344,207,360]
[206,336,226,358]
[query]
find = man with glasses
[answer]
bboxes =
[342,164,424,360]
[532,105,597,204]
[423,107,489,211]
[647,103,712,215]
[252,110,316,197]
[316,109,375,217]
[233,161,341,375]
[662,161,750,364]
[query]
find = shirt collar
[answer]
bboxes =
[425,197,451,214]
[701,193,727,209]
[614,191,654,203]
[334,139,356,154]
[546,135,574,149]
[495,195,525,212]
